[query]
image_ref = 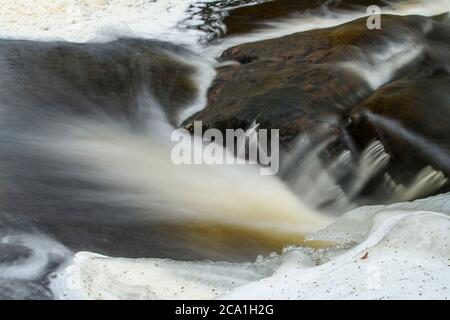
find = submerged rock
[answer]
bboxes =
[0,38,198,124]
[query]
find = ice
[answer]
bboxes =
[51,251,281,300]
[225,209,450,299]
[52,193,450,300]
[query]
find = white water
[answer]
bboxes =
[0,234,70,280]
[0,0,203,44]
[340,42,424,90]
[0,233,71,299]
[40,107,450,299]
[283,135,447,212]
[0,0,448,48]
[37,106,331,236]
[0,0,449,300]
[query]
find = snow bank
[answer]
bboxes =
[51,252,281,300]
[225,211,450,299]
[51,193,450,300]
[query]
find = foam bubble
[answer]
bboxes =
[51,251,279,299]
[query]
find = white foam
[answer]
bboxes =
[3,0,449,301]
[0,233,71,281]
[0,0,202,44]
[1,0,448,46]
[174,52,217,123]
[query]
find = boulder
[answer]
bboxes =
[185,15,443,139]
[184,14,450,201]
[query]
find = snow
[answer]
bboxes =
[51,193,450,300]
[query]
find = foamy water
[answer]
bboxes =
[39,107,331,235]
[0,0,449,300]
[0,0,448,47]
[341,42,424,90]
[41,105,450,299]
[0,0,202,44]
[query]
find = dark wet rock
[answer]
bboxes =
[186,0,406,41]
[221,0,396,37]
[184,14,450,201]
[184,15,441,139]
[0,38,197,124]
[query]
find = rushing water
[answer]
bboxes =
[0,0,449,299]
